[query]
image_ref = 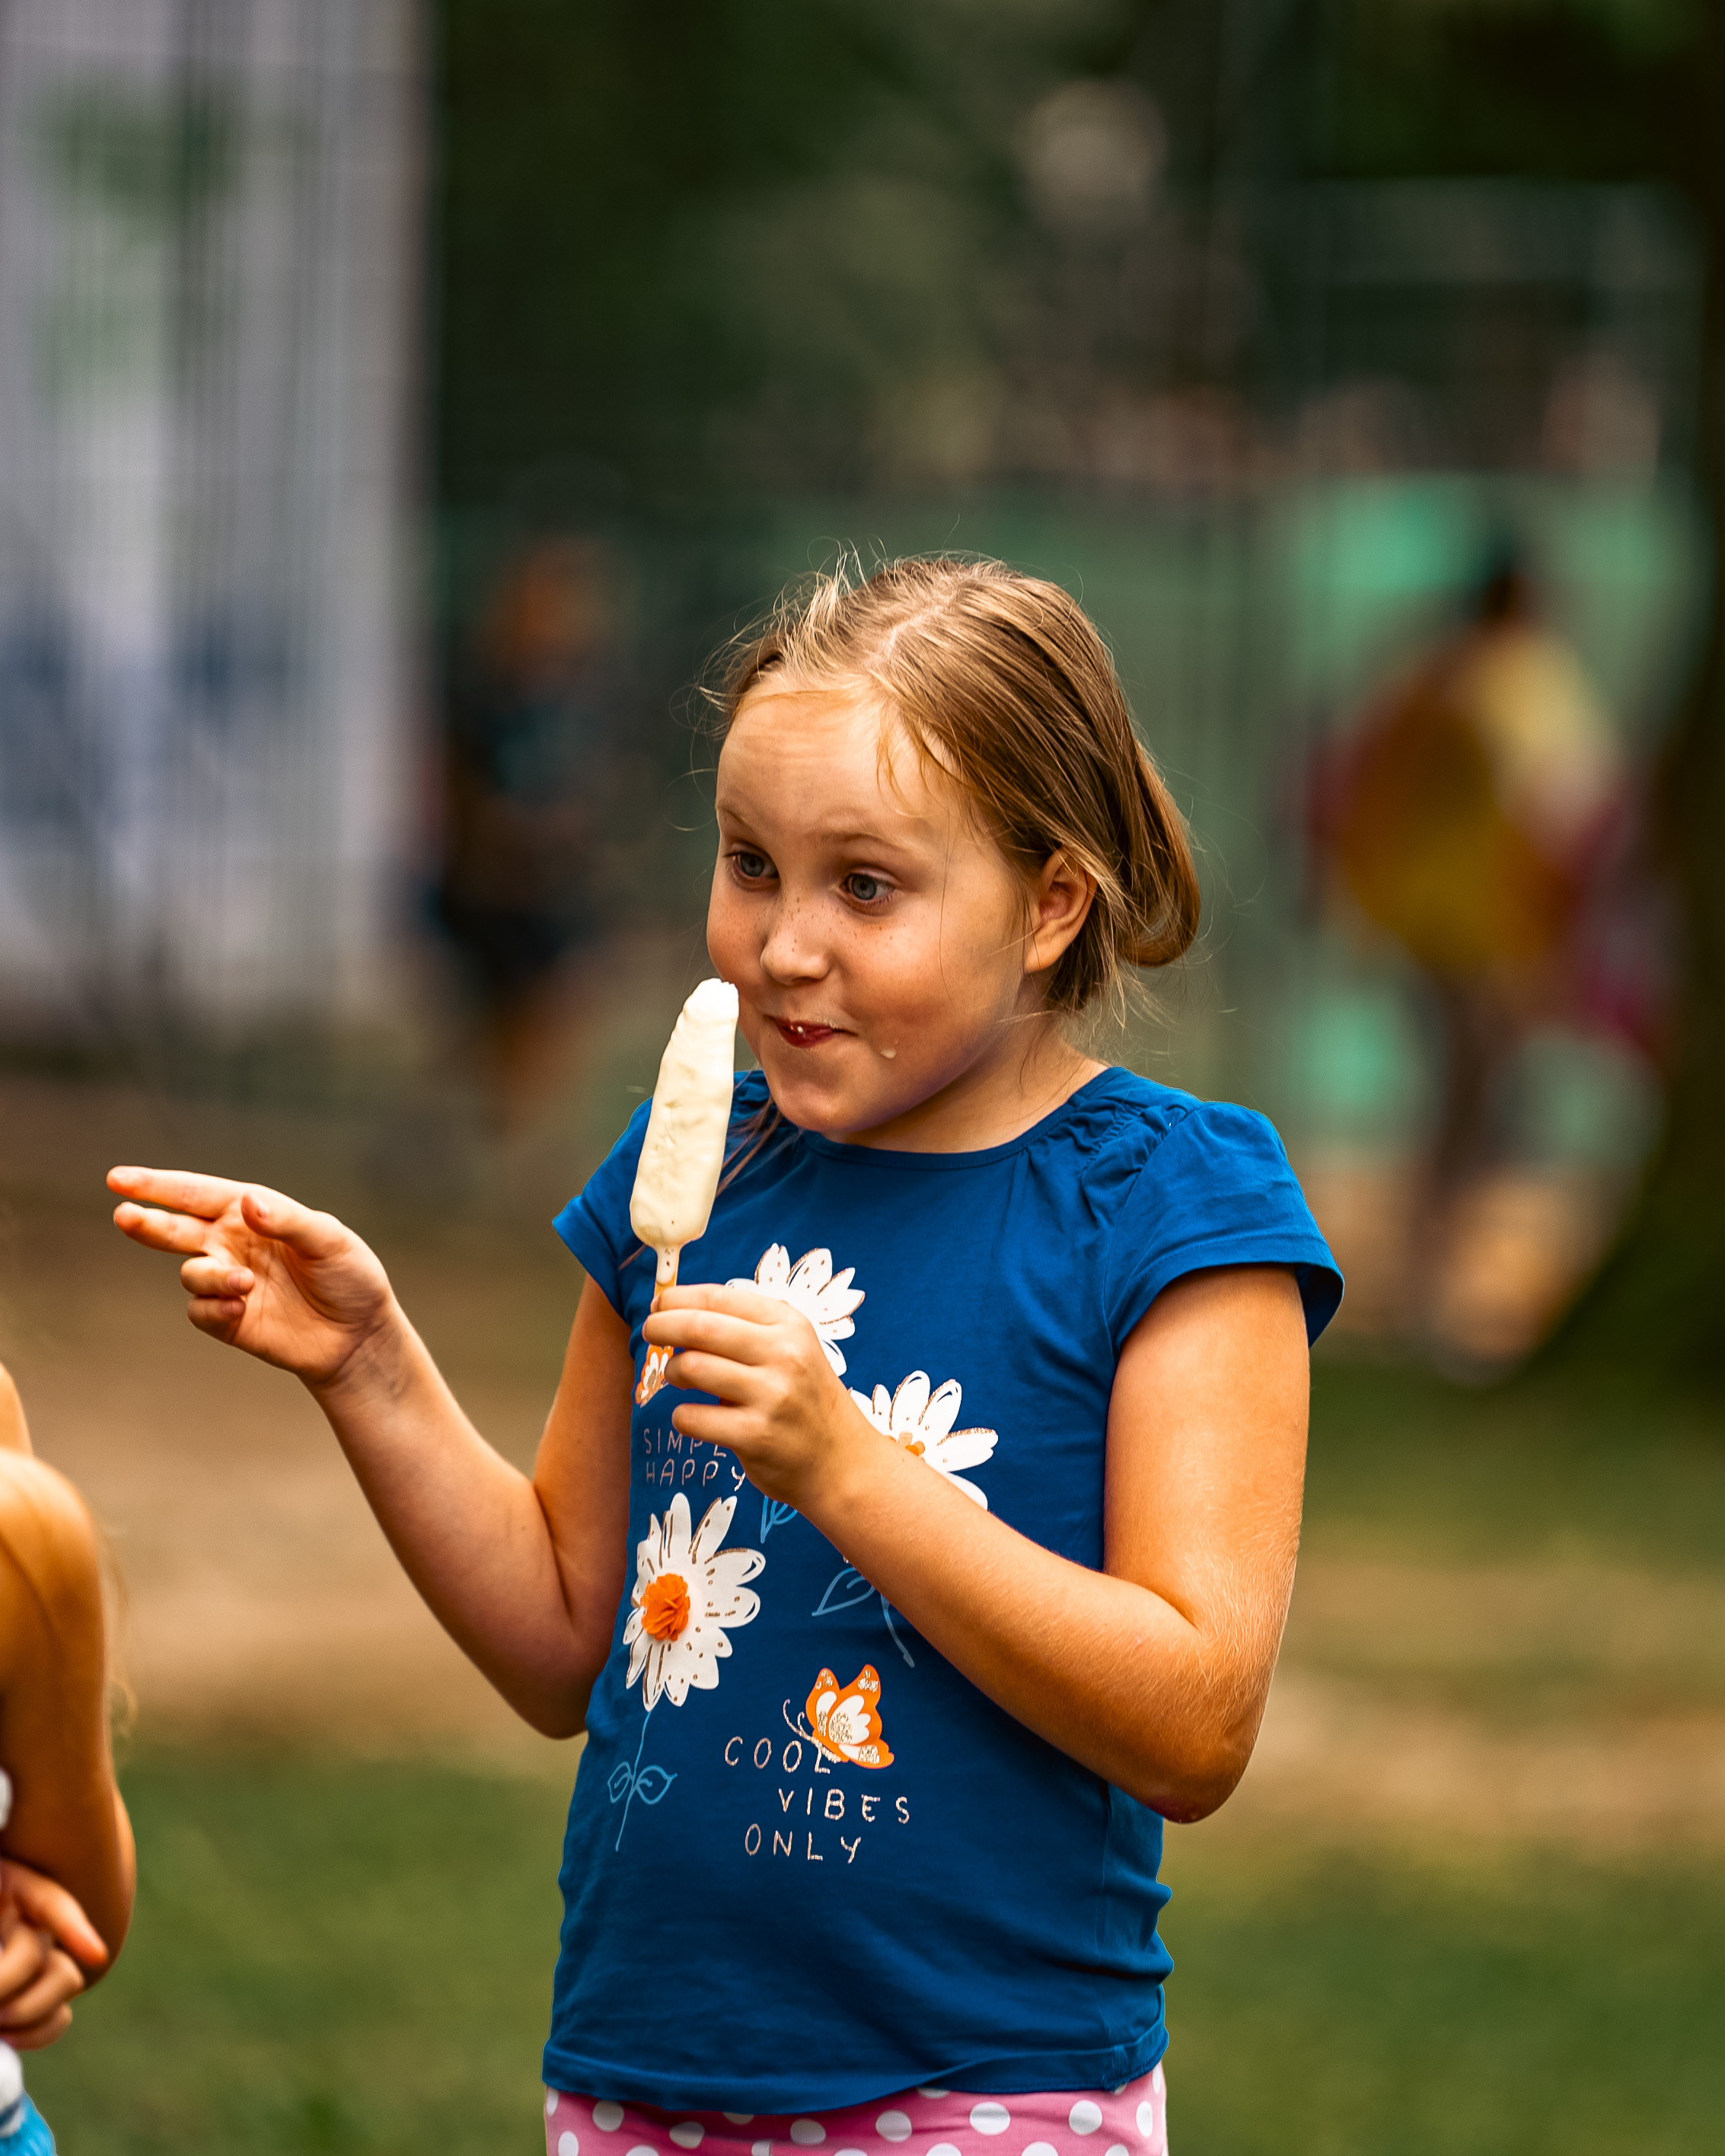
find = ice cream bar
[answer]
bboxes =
[630,978,738,1402]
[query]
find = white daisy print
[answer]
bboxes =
[849,1372,999,1508]
[623,1492,765,1709]
[729,1244,864,1374]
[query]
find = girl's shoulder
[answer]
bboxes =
[1038,1064,1294,1190]
[1054,1067,1344,1348]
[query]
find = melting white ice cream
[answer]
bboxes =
[630,977,738,1402]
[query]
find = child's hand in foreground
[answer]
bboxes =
[108,1169,395,1391]
[0,1858,110,2049]
[644,1286,873,1510]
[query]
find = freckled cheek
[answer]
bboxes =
[838,928,938,1022]
[706,883,761,980]
[863,907,1002,1006]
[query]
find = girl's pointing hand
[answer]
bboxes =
[107,1167,395,1391]
[646,1284,872,1510]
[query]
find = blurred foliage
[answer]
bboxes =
[435,0,1061,506]
[1322,0,1702,177]
[434,0,1725,1381]
[432,0,1323,510]
[432,0,1715,513]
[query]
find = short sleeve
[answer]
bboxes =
[553,1098,653,1314]
[1103,1101,1343,1349]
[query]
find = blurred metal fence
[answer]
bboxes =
[1266,180,1703,474]
[0,0,421,1045]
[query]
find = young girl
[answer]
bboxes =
[110,559,1340,2153]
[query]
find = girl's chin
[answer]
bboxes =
[760,1045,896,1138]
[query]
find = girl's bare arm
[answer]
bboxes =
[108,1169,632,1737]
[0,1453,136,2041]
[649,1265,1309,1819]
[308,1275,633,1735]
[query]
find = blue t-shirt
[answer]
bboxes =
[546,1067,1341,2113]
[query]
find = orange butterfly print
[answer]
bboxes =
[805,1663,895,1768]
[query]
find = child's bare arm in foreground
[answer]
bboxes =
[108,1169,631,1737]
[0,1427,136,2044]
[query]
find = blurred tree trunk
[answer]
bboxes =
[1548,8,1725,1386]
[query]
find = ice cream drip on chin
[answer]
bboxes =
[630,978,739,1404]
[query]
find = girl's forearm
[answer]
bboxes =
[808,1430,1264,1818]
[0,1462,136,1960]
[308,1305,607,1735]
[80,1796,136,1987]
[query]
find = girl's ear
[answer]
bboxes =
[1024,850,1097,978]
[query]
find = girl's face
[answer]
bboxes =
[708,678,1093,1147]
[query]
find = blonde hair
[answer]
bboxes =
[713,555,1200,1016]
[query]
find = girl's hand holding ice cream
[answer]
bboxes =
[642,1282,875,1511]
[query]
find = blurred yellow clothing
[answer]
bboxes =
[1334,624,1619,980]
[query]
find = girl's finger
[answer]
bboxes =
[0,1922,44,1998]
[239,1188,346,1260]
[2,1867,108,1969]
[187,1296,247,1339]
[668,1401,747,1446]
[2,2002,72,2051]
[658,1284,789,1325]
[663,1350,758,1400]
[112,1202,212,1256]
[0,1943,84,2029]
[107,1166,243,1220]
[643,1309,780,1365]
[180,1256,255,1300]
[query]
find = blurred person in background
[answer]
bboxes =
[433,535,626,1131]
[0,1367,136,2153]
[1312,544,1627,1316]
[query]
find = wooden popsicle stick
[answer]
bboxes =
[633,1249,681,1405]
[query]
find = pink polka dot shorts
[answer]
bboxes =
[545,2066,1169,2156]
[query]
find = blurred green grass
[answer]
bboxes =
[32,1753,1725,2156]
[1160,1833,1725,2154]
[29,1365,1725,2154]
[30,1754,569,2154]
[1287,1363,1725,1728]
[1303,1361,1725,1571]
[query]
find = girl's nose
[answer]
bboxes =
[759,899,829,985]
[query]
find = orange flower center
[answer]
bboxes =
[642,1572,691,1641]
[903,1438,926,1457]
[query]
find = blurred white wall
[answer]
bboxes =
[0,0,422,1039]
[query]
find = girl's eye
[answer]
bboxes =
[730,849,773,883]
[843,872,892,907]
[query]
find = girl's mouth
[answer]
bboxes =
[773,1019,844,1048]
